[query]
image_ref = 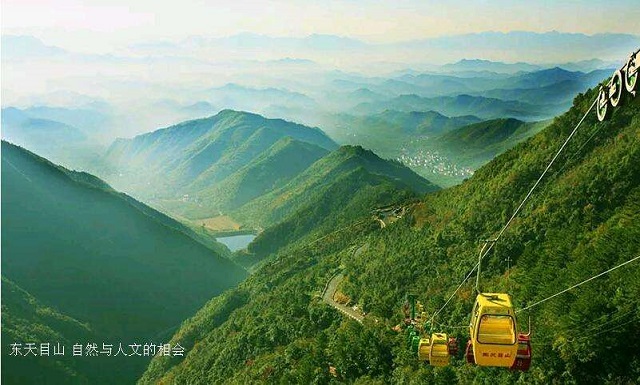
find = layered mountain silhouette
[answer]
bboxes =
[104,110,337,197]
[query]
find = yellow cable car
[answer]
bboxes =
[418,337,431,361]
[429,333,450,367]
[468,293,518,367]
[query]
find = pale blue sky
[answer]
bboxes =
[2,0,639,53]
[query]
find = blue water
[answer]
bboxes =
[216,234,256,251]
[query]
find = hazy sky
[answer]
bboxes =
[3,0,640,53]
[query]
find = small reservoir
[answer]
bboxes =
[216,234,256,251]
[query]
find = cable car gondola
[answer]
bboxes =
[467,293,519,367]
[511,333,532,371]
[429,333,451,367]
[448,336,459,356]
[418,337,431,362]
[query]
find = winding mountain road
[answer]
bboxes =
[321,244,368,323]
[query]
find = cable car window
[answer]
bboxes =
[477,314,516,344]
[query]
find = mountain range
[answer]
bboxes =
[4,37,640,384]
[318,110,482,159]
[236,144,436,229]
[139,76,640,385]
[115,31,639,64]
[100,110,437,246]
[104,109,337,197]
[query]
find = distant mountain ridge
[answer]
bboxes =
[104,109,338,198]
[0,106,109,170]
[2,109,87,146]
[352,93,548,120]
[441,58,542,74]
[317,109,481,160]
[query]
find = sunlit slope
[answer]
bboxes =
[104,110,337,198]
[427,117,550,168]
[179,137,330,218]
[234,145,438,227]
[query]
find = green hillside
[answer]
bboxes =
[2,277,94,384]
[233,145,438,228]
[437,118,529,147]
[1,141,247,384]
[319,110,480,159]
[242,166,415,266]
[175,137,330,219]
[397,117,550,188]
[103,110,337,201]
[425,117,550,168]
[140,86,640,384]
[230,145,437,267]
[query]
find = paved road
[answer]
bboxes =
[321,244,368,323]
[322,273,364,323]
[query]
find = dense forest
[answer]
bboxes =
[139,86,640,384]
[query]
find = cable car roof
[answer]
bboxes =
[476,293,513,309]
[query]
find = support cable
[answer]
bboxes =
[430,98,598,323]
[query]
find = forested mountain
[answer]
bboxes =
[234,145,438,265]
[233,145,437,228]
[102,109,338,215]
[319,110,481,158]
[140,85,640,384]
[174,137,330,219]
[1,141,247,384]
[2,277,95,384]
[419,118,550,170]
